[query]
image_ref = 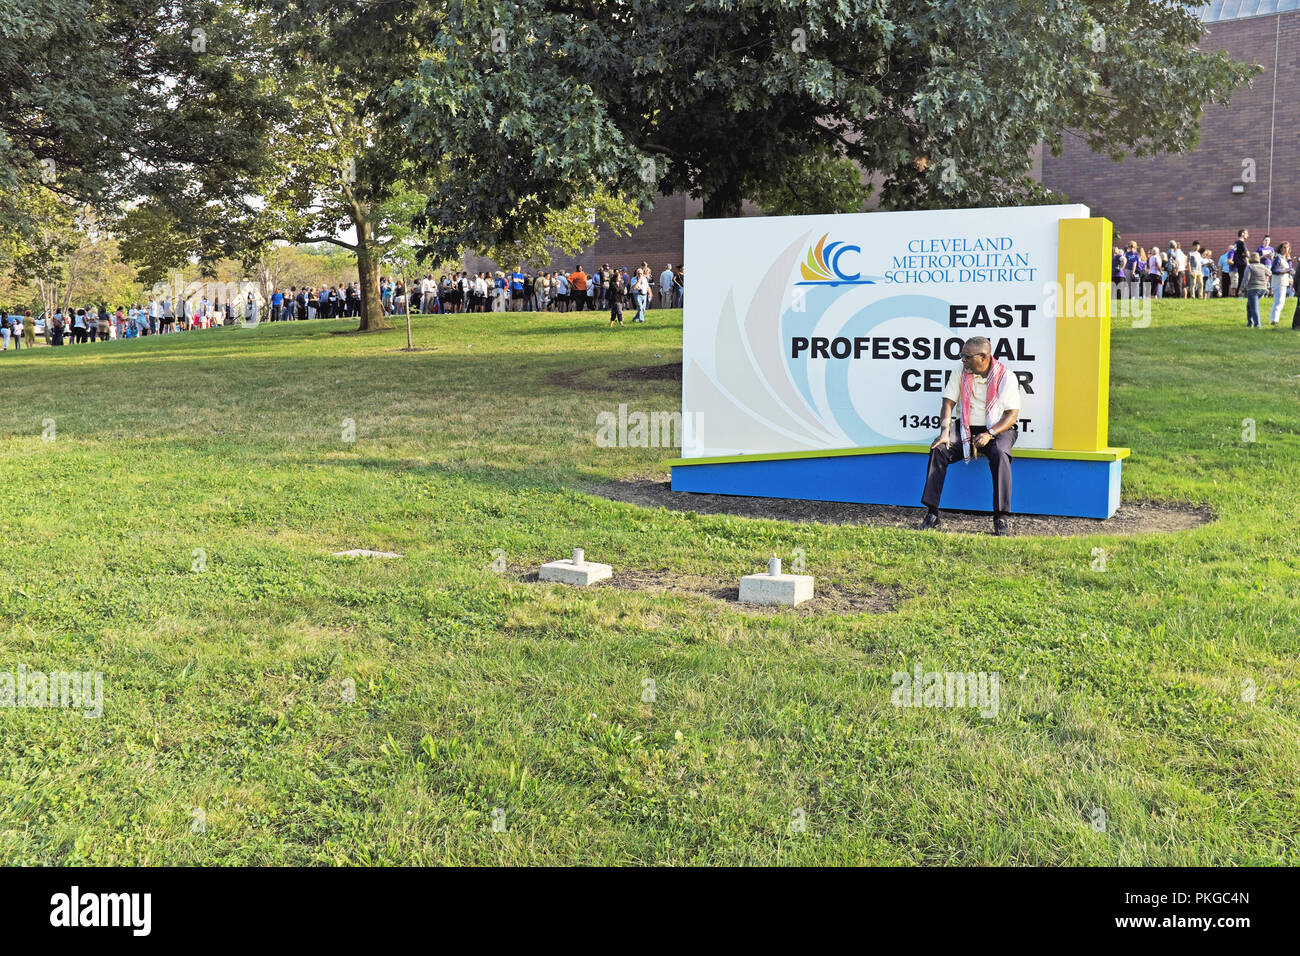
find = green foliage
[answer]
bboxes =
[397,0,1258,256]
[750,149,875,217]
[478,187,642,270]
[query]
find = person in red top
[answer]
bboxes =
[568,265,588,312]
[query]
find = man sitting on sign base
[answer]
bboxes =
[918,336,1022,536]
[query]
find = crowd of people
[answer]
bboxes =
[1112,228,1300,328]
[0,261,686,348]
[0,310,36,350]
[394,262,684,323]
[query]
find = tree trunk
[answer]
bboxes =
[702,183,744,218]
[405,275,413,348]
[353,212,390,332]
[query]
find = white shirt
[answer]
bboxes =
[941,362,1022,427]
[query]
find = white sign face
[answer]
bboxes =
[681,203,1089,458]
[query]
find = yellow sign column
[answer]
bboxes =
[1053,217,1113,451]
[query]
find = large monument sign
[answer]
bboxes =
[668,204,1130,518]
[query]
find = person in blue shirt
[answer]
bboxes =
[1217,249,1232,297]
[493,271,507,311]
[1123,242,1142,299]
[270,289,284,322]
[510,269,525,311]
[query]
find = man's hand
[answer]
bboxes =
[930,427,951,451]
[974,431,993,449]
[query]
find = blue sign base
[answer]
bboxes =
[669,450,1123,519]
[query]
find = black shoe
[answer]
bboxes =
[993,517,1011,536]
[918,511,941,530]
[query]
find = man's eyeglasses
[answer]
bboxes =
[960,352,989,364]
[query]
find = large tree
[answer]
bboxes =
[113,0,637,331]
[1,1,275,244]
[1,0,148,244]
[393,0,1257,259]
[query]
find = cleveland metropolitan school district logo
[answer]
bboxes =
[796,233,878,287]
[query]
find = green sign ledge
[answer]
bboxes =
[665,444,1131,468]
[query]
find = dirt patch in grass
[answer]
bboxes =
[546,362,681,391]
[606,362,681,383]
[508,564,898,616]
[590,479,1214,537]
[545,368,608,392]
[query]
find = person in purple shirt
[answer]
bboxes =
[1124,242,1142,299]
[1257,234,1274,268]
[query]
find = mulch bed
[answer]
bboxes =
[589,479,1214,537]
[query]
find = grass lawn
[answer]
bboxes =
[0,298,1297,865]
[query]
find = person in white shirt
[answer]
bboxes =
[1269,240,1293,325]
[919,336,1023,535]
[555,271,569,313]
[472,273,488,312]
[1167,241,1187,298]
[632,268,650,322]
[1187,248,1203,299]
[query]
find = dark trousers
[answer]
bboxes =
[922,424,1017,518]
[1236,264,1248,296]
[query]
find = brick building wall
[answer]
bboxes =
[1043,12,1300,256]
